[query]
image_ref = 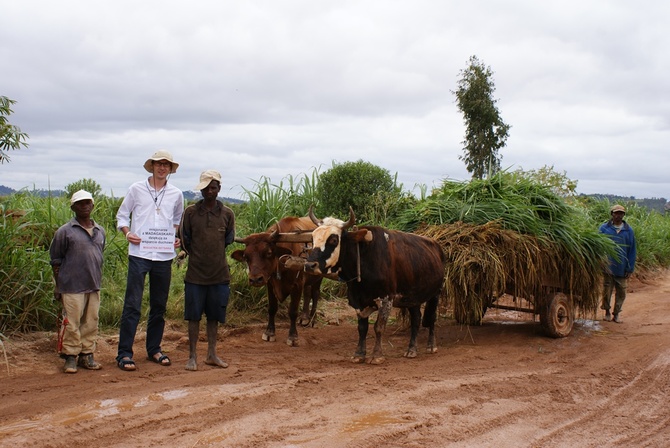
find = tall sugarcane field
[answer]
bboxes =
[2,170,670,337]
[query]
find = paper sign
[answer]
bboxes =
[139,227,175,253]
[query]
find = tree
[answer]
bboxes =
[316,160,402,225]
[0,96,29,164]
[65,178,102,199]
[453,56,510,179]
[513,165,578,198]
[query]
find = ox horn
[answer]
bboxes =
[342,206,356,231]
[234,236,247,244]
[308,204,321,225]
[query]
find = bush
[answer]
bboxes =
[315,160,406,225]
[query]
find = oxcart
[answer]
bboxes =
[450,271,586,339]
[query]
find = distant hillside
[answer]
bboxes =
[582,194,669,214]
[0,185,245,205]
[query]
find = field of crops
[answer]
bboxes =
[2,171,670,338]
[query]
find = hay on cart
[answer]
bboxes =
[416,220,607,325]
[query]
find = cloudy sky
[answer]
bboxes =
[2,1,669,201]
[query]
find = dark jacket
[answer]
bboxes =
[599,219,636,277]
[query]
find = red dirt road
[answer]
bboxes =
[1,273,670,447]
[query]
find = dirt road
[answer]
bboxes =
[1,273,669,448]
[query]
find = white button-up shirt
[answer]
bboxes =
[116,179,184,261]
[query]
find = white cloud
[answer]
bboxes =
[2,0,669,201]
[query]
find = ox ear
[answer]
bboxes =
[349,229,373,243]
[230,249,245,262]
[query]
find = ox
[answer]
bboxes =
[304,207,446,364]
[231,216,323,346]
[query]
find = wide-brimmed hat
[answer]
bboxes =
[610,204,626,214]
[71,189,94,205]
[195,169,222,190]
[143,150,179,173]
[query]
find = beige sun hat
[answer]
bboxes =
[143,150,179,173]
[70,189,94,205]
[195,169,222,190]
[610,204,626,214]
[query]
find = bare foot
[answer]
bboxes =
[185,358,197,371]
[204,356,228,368]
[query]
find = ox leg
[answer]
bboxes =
[263,293,278,342]
[423,295,439,354]
[352,317,369,363]
[370,297,392,365]
[286,289,301,347]
[404,306,421,358]
[299,283,318,327]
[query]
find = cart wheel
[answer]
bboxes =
[539,292,573,338]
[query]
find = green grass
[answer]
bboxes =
[2,172,670,335]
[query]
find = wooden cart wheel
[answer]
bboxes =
[539,292,574,338]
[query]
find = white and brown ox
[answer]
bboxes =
[304,207,446,364]
[231,216,322,346]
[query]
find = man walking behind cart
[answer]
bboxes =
[599,204,637,323]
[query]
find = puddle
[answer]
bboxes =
[342,411,409,433]
[0,388,190,438]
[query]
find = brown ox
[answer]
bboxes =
[231,216,322,346]
[304,207,446,364]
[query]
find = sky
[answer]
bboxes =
[1,0,669,201]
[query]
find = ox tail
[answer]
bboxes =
[422,295,439,328]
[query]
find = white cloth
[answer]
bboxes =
[116,179,184,261]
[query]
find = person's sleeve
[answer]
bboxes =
[627,230,637,273]
[173,192,185,227]
[116,188,133,230]
[225,211,235,247]
[49,228,65,266]
[179,208,191,254]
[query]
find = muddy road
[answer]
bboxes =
[1,273,669,447]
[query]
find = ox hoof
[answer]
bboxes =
[351,356,366,364]
[286,338,299,347]
[299,316,312,327]
[426,346,438,354]
[369,357,385,365]
[404,350,418,359]
[262,333,276,342]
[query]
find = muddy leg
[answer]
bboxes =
[370,297,392,364]
[186,320,199,371]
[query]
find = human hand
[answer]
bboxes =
[126,232,140,245]
[174,237,181,249]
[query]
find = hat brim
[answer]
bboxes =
[144,159,179,174]
[195,179,221,191]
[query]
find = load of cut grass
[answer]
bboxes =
[406,173,616,325]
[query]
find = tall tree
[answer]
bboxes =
[0,96,29,164]
[453,56,510,179]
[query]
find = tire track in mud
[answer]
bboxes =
[0,370,340,447]
[529,349,670,447]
